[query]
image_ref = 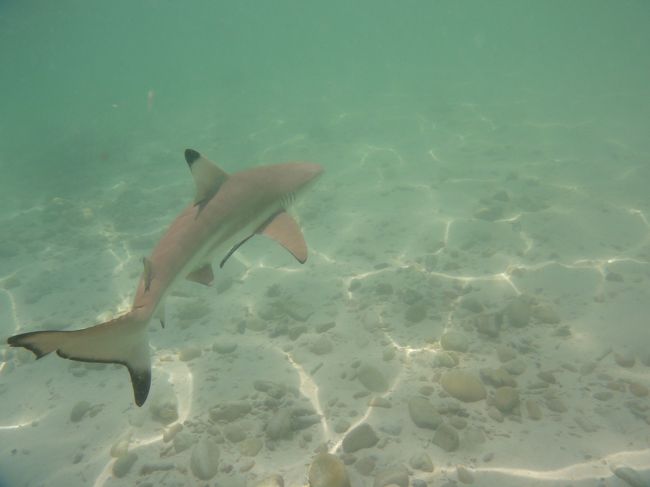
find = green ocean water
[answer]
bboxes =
[1,0,648,204]
[1,1,650,486]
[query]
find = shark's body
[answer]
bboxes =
[8,149,322,406]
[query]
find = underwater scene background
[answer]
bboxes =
[1,1,649,486]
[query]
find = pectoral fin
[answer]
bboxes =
[260,210,308,263]
[186,263,214,286]
[184,149,228,205]
[220,211,308,268]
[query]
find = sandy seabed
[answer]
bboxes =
[1,94,649,487]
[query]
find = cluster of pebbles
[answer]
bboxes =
[77,270,649,487]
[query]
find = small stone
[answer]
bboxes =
[533,303,560,324]
[640,351,650,367]
[457,465,474,484]
[593,391,613,401]
[212,342,237,354]
[407,397,442,429]
[474,314,500,337]
[441,370,486,402]
[433,423,459,452]
[334,419,350,433]
[503,359,526,375]
[110,435,131,458]
[373,465,409,487]
[288,325,308,340]
[210,402,251,422]
[266,409,292,440]
[369,397,391,408]
[612,466,646,487]
[409,452,434,472]
[525,400,542,420]
[545,397,568,413]
[537,371,556,384]
[190,437,220,480]
[629,382,649,397]
[224,424,246,443]
[162,423,182,443]
[493,386,519,413]
[357,364,389,393]
[342,423,379,453]
[150,397,179,425]
[487,406,504,422]
[308,453,351,487]
[461,296,483,313]
[405,303,427,323]
[70,401,92,423]
[434,351,458,368]
[239,437,263,457]
[315,322,336,333]
[463,427,486,447]
[253,474,284,487]
[574,416,598,433]
[173,431,194,453]
[440,331,469,353]
[179,346,202,361]
[480,367,516,387]
[474,205,503,221]
[496,345,516,362]
[450,416,467,429]
[505,297,530,327]
[606,271,624,282]
[382,348,396,362]
[309,336,333,355]
[113,452,138,478]
[615,352,636,368]
[355,456,376,476]
[246,318,268,332]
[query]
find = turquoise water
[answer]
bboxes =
[1,1,649,486]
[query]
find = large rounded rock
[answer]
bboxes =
[357,364,389,393]
[373,465,409,487]
[433,423,459,452]
[441,371,486,402]
[190,437,220,480]
[493,386,519,413]
[440,331,469,353]
[505,297,530,327]
[342,423,379,453]
[308,453,351,487]
[407,397,442,430]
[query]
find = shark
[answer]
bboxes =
[7,149,323,406]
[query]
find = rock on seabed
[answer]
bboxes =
[308,453,351,487]
[441,370,486,402]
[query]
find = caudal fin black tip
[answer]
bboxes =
[184,148,200,166]
[127,365,151,407]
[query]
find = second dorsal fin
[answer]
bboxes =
[184,149,228,205]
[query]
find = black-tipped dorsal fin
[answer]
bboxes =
[184,149,228,205]
[259,210,308,263]
[186,263,214,286]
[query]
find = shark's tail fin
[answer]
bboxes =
[7,312,151,406]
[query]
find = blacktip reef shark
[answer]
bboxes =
[7,149,323,406]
